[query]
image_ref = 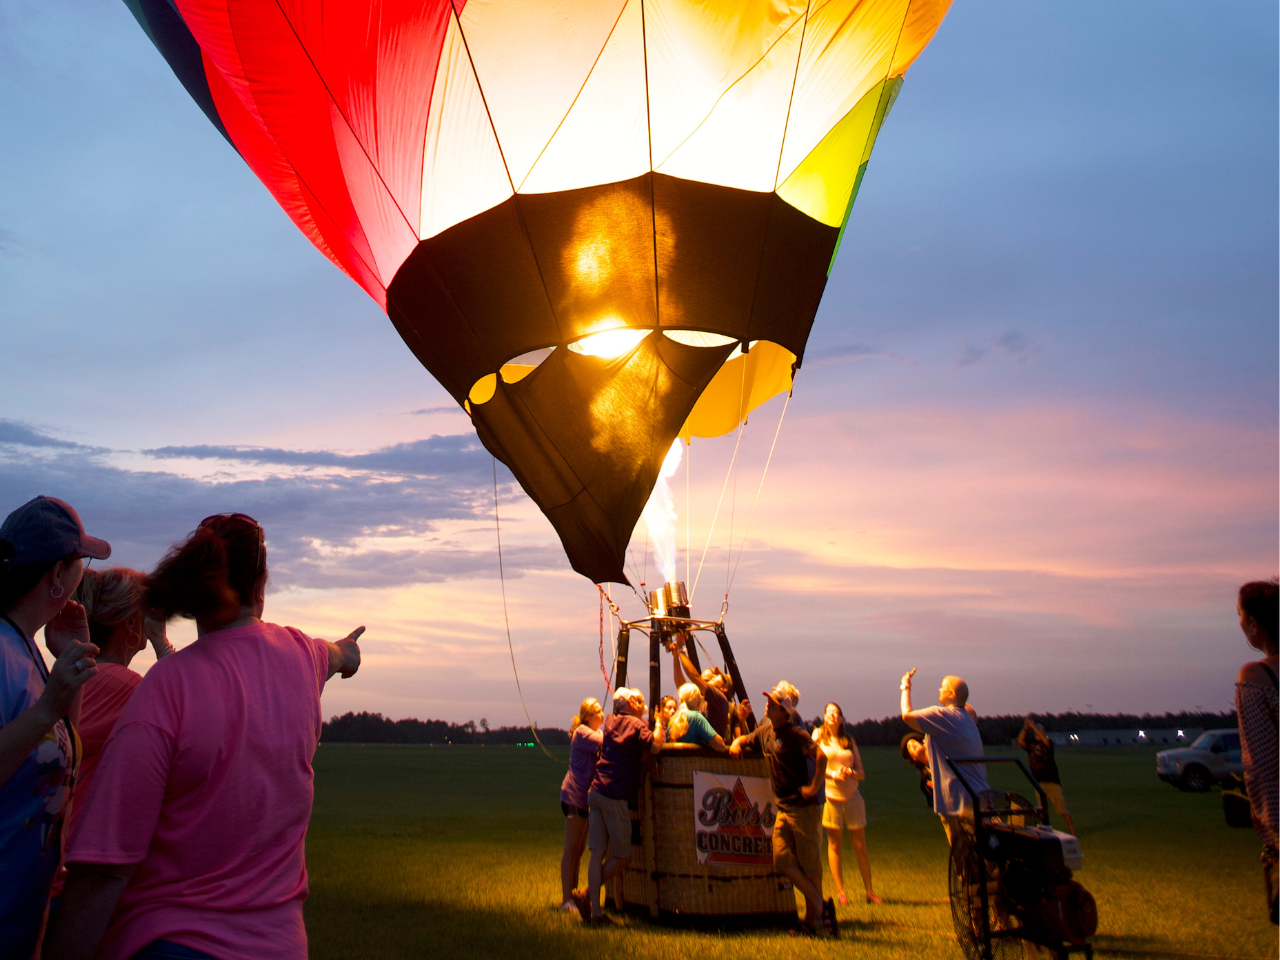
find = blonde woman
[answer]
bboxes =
[559,697,604,910]
[671,683,727,751]
[657,696,678,739]
[814,702,880,905]
[49,568,174,899]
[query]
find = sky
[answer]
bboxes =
[1,1,1275,728]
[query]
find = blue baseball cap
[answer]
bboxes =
[0,496,111,568]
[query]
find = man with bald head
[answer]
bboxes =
[901,670,988,843]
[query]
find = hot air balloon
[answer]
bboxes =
[123,0,951,587]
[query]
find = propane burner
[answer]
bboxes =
[648,580,689,618]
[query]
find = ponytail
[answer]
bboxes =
[146,518,266,622]
[571,696,602,731]
[75,567,145,648]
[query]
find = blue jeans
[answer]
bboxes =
[128,941,220,960]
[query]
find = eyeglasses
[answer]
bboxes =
[199,513,264,577]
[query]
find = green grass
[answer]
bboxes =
[304,743,1276,959]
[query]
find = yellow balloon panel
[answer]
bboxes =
[678,340,795,440]
[776,76,900,227]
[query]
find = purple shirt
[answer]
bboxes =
[560,724,603,808]
[588,713,654,804]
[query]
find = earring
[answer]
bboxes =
[50,583,64,600]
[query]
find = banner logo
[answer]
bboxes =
[693,771,776,866]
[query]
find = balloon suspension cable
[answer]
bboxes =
[492,459,562,765]
[727,390,791,596]
[691,354,748,605]
[690,413,747,605]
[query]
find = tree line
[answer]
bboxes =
[321,711,570,745]
[322,709,1236,747]
[833,710,1238,747]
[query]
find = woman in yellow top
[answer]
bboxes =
[813,702,880,905]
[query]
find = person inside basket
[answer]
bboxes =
[670,635,734,739]
[559,697,604,912]
[668,683,728,752]
[729,682,836,938]
[1017,718,1075,833]
[573,688,664,925]
[900,669,988,845]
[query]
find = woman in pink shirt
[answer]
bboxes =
[44,514,363,960]
[50,567,174,899]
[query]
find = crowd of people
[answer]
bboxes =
[1,490,1274,953]
[0,496,363,960]
[558,581,1280,935]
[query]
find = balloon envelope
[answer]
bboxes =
[124,0,951,584]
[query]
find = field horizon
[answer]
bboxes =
[303,743,1275,959]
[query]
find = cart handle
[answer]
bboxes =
[944,755,1050,825]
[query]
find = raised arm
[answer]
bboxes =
[323,626,364,681]
[900,668,922,733]
[673,642,708,696]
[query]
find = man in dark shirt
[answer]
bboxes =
[1017,718,1074,833]
[730,682,833,936]
[574,688,664,924]
[671,635,735,738]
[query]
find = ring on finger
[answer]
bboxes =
[75,659,86,672]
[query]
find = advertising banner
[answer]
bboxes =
[692,770,777,866]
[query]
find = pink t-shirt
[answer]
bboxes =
[67,621,329,960]
[51,662,143,898]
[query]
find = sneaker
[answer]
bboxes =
[558,900,577,913]
[588,913,623,927]
[822,898,840,939]
[789,921,820,938]
[570,889,592,922]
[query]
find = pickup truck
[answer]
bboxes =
[1155,729,1242,792]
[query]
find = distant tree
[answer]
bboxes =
[480,718,490,732]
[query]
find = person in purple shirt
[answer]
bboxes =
[559,697,604,911]
[571,688,664,924]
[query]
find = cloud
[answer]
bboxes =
[0,226,22,260]
[955,331,1041,367]
[0,420,540,590]
[993,331,1041,365]
[407,405,464,416]
[144,435,490,480]
[807,342,908,367]
[0,419,96,450]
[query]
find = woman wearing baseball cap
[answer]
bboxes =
[0,495,110,958]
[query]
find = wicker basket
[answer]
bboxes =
[610,746,797,922]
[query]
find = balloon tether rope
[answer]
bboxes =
[691,359,749,603]
[492,458,562,764]
[727,391,790,596]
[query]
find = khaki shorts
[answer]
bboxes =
[587,790,632,858]
[822,792,867,831]
[1040,781,1070,816]
[773,804,823,888]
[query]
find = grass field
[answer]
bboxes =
[304,743,1276,960]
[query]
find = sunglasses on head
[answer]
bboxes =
[199,513,264,576]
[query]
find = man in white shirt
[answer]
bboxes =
[900,669,988,844]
